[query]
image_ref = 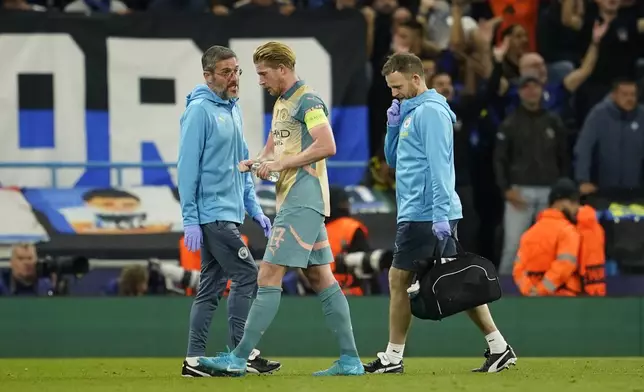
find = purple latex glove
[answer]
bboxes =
[183,224,203,252]
[253,214,272,238]
[432,221,451,241]
[386,99,401,126]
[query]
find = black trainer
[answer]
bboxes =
[363,352,404,374]
[181,360,227,377]
[472,345,517,373]
[246,350,281,375]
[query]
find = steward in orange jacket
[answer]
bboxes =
[513,178,606,296]
[324,187,371,296]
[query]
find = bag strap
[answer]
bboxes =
[433,233,466,258]
[450,233,466,255]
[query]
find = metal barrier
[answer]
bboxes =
[0,161,368,188]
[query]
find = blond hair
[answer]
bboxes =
[253,41,296,70]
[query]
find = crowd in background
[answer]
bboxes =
[2,0,644,289]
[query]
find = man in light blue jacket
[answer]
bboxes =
[177,45,279,377]
[363,52,516,374]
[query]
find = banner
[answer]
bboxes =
[0,188,49,244]
[0,12,368,188]
[0,184,395,258]
[23,186,182,234]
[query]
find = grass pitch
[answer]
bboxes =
[1,358,643,392]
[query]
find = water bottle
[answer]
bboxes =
[251,162,280,183]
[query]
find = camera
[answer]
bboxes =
[334,249,393,278]
[36,255,90,295]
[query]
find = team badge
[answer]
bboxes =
[238,246,249,259]
[403,116,412,129]
[279,109,289,121]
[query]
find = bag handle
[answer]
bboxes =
[432,233,466,259]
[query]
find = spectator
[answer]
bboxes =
[0,244,53,296]
[537,0,585,68]
[494,75,570,275]
[496,24,530,82]
[493,19,607,124]
[574,79,644,193]
[362,155,396,199]
[489,0,540,52]
[115,265,149,296]
[430,65,481,253]
[64,0,129,13]
[562,0,644,119]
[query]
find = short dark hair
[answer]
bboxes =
[381,52,425,78]
[398,20,424,36]
[202,45,237,72]
[428,71,450,86]
[612,78,638,92]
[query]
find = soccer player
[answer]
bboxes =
[197,41,364,377]
[363,52,517,374]
[177,45,280,377]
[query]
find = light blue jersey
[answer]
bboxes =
[384,89,463,223]
[177,85,262,227]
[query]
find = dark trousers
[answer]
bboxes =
[186,221,258,357]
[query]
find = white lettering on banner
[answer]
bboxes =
[107,38,203,186]
[0,34,86,187]
[230,38,332,157]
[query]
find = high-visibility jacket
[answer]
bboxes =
[326,217,368,296]
[489,0,539,52]
[513,208,582,296]
[179,233,249,296]
[576,206,606,296]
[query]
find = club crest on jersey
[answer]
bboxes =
[238,246,249,259]
[403,116,412,129]
[278,109,289,121]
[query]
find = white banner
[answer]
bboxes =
[0,188,49,244]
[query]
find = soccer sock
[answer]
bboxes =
[232,286,282,360]
[485,330,508,354]
[385,343,405,364]
[318,282,359,358]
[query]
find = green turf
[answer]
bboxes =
[1,358,643,392]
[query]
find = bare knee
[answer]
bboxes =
[257,261,287,287]
[304,265,336,293]
[388,267,412,295]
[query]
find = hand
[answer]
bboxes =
[183,225,203,253]
[477,16,503,44]
[579,182,597,195]
[253,213,272,238]
[493,36,510,62]
[505,188,527,210]
[592,20,608,44]
[387,99,401,126]
[256,160,284,180]
[238,159,254,173]
[432,221,451,241]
